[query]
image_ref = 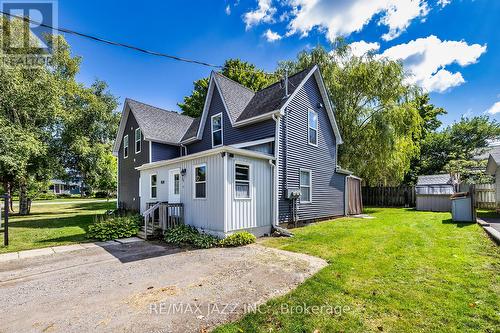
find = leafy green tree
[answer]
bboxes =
[178,59,275,118]
[278,45,422,185]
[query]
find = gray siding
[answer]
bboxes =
[187,87,275,154]
[118,112,150,212]
[278,76,346,222]
[151,142,180,162]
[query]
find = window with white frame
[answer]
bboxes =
[308,109,318,146]
[150,174,157,199]
[299,169,312,203]
[211,113,223,147]
[135,128,142,154]
[174,173,180,195]
[194,165,207,198]
[123,135,129,158]
[235,163,250,199]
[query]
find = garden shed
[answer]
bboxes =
[416,174,457,212]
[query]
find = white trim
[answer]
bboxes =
[168,168,181,203]
[194,75,216,141]
[233,110,281,127]
[123,135,129,159]
[299,168,312,203]
[223,152,228,231]
[211,112,223,148]
[307,109,318,147]
[234,161,252,200]
[149,141,152,163]
[193,163,207,200]
[137,146,274,171]
[272,114,280,226]
[150,173,158,200]
[230,137,275,149]
[336,167,353,175]
[135,128,142,154]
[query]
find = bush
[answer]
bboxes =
[164,225,219,249]
[35,192,56,201]
[87,214,141,241]
[219,232,256,247]
[94,191,109,198]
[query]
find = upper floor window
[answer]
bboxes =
[194,164,207,199]
[150,174,157,199]
[300,169,312,203]
[235,163,251,199]
[135,128,142,154]
[211,113,223,147]
[308,109,318,146]
[123,135,129,158]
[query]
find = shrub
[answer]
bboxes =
[164,225,219,249]
[87,214,141,241]
[94,191,108,198]
[35,192,56,201]
[220,232,256,247]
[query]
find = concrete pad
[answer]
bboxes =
[18,247,55,259]
[115,237,144,244]
[0,252,19,262]
[94,240,119,247]
[484,226,500,245]
[80,242,100,249]
[52,244,85,253]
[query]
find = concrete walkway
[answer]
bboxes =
[477,218,500,244]
[0,237,143,263]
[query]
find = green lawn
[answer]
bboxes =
[215,208,500,333]
[0,201,116,253]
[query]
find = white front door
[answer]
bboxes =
[168,169,181,203]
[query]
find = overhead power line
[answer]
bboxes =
[0,10,223,69]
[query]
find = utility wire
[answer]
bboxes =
[0,10,223,69]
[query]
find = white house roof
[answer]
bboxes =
[416,174,455,186]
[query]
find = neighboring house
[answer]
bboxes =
[485,146,500,207]
[416,174,457,212]
[112,65,353,237]
[49,179,82,195]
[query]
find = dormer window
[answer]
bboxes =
[211,113,223,147]
[123,135,129,158]
[308,109,318,146]
[135,128,142,154]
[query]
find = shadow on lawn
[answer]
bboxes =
[442,218,475,228]
[9,215,95,229]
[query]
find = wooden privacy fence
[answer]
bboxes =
[473,183,495,209]
[362,186,416,207]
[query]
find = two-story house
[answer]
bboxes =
[112,65,354,237]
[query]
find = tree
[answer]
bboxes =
[278,45,423,185]
[418,116,500,178]
[178,59,275,118]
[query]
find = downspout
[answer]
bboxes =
[272,113,293,237]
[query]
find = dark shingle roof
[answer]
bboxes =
[127,99,195,144]
[416,174,454,186]
[236,66,313,122]
[475,145,500,161]
[213,72,255,123]
[181,117,201,141]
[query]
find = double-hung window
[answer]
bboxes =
[308,109,318,146]
[123,135,129,158]
[235,164,250,199]
[299,169,312,203]
[135,128,142,154]
[150,174,157,199]
[211,113,223,147]
[194,164,207,199]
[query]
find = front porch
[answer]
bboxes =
[139,202,184,239]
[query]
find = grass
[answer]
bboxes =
[214,208,500,333]
[0,201,116,254]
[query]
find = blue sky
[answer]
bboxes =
[57,0,499,125]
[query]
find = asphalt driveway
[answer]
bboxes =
[0,241,326,333]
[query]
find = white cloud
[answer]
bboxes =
[380,35,487,93]
[349,41,380,57]
[263,29,282,42]
[285,0,429,42]
[243,0,276,30]
[225,5,231,15]
[486,102,500,115]
[437,0,451,8]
